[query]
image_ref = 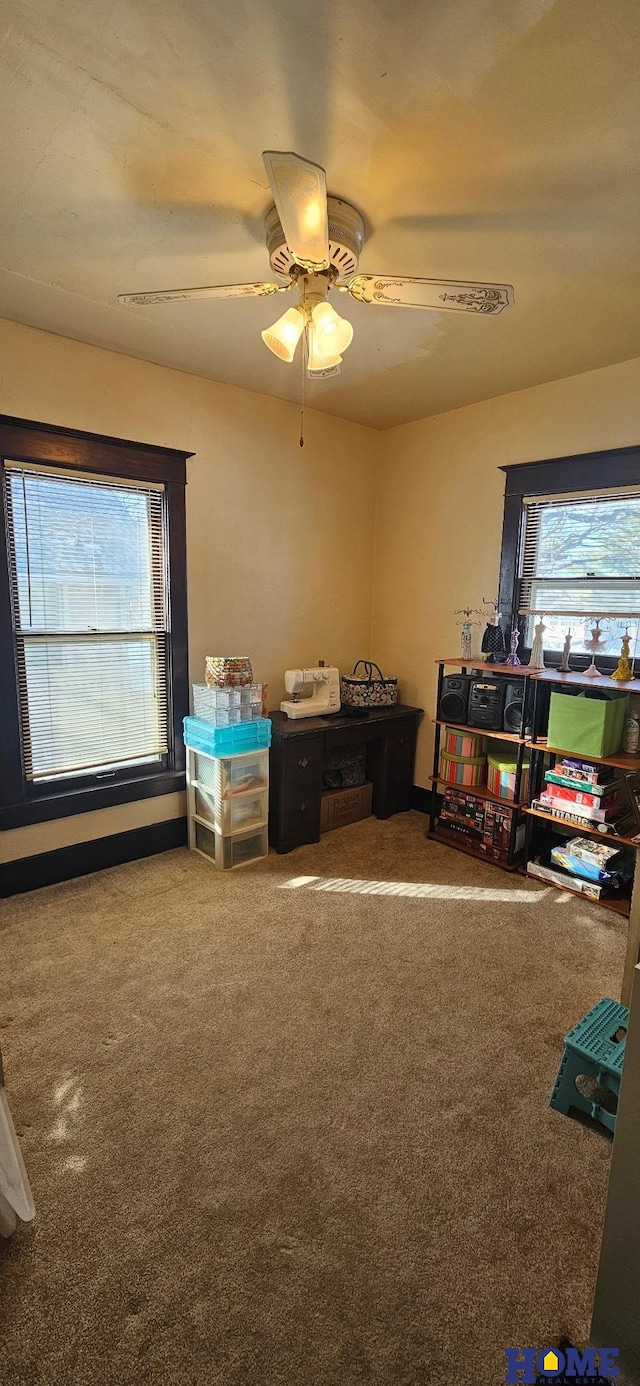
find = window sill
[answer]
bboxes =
[0,769,186,831]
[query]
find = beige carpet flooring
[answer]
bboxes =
[0,811,626,1386]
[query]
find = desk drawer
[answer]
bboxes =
[284,737,323,785]
[388,720,416,768]
[327,722,380,748]
[281,791,321,846]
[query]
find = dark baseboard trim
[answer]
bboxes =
[411,785,433,814]
[0,817,187,897]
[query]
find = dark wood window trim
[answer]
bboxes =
[497,444,640,672]
[0,414,192,831]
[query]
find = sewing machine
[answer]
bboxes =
[281,665,341,719]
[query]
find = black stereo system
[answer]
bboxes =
[438,675,471,724]
[439,671,533,734]
[467,677,506,731]
[502,679,534,736]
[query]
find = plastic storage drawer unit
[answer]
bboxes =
[192,748,269,797]
[194,783,268,835]
[192,683,264,724]
[194,820,268,870]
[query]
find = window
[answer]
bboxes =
[498,445,640,667]
[5,464,169,781]
[0,414,190,829]
[519,488,640,654]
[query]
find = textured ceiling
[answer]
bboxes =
[1,0,639,428]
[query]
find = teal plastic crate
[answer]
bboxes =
[183,715,271,756]
[561,997,628,1075]
[550,997,628,1133]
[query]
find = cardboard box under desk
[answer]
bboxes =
[320,782,373,833]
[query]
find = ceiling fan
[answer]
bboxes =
[119,151,514,379]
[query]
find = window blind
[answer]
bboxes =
[519,490,640,614]
[4,463,170,781]
[518,488,640,653]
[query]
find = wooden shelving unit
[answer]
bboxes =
[430,773,526,810]
[530,668,640,695]
[525,805,638,850]
[524,868,632,918]
[432,718,526,746]
[429,657,640,1001]
[430,660,531,868]
[526,738,640,774]
[427,823,520,870]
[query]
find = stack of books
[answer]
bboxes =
[531,756,635,837]
[528,836,632,901]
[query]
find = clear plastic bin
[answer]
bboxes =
[192,684,266,723]
[194,820,268,869]
[193,748,269,797]
[194,784,268,834]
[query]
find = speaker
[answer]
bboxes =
[439,674,471,724]
[468,677,506,730]
[503,680,533,735]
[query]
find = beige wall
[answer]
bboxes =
[3,314,640,862]
[0,318,378,862]
[372,356,640,786]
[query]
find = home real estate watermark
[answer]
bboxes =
[505,1345,619,1383]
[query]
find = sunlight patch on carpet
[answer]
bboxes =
[280,875,545,902]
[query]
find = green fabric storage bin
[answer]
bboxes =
[546,689,630,759]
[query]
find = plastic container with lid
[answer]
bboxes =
[442,726,487,758]
[487,752,530,802]
[439,749,487,786]
[184,715,271,755]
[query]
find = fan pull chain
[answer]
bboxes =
[300,284,307,446]
[300,325,306,447]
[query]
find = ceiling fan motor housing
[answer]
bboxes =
[265,196,365,282]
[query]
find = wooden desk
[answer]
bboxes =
[269,704,423,854]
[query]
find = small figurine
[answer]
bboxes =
[584,619,607,678]
[559,628,573,673]
[455,608,482,661]
[505,626,521,666]
[612,628,633,682]
[481,598,506,664]
[528,618,546,670]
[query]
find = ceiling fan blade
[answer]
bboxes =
[262,150,329,272]
[118,281,287,306]
[348,276,514,315]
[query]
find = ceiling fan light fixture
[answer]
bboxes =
[261,306,305,361]
[307,324,342,375]
[311,300,354,355]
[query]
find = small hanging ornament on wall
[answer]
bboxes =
[481,598,506,664]
[455,608,482,661]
